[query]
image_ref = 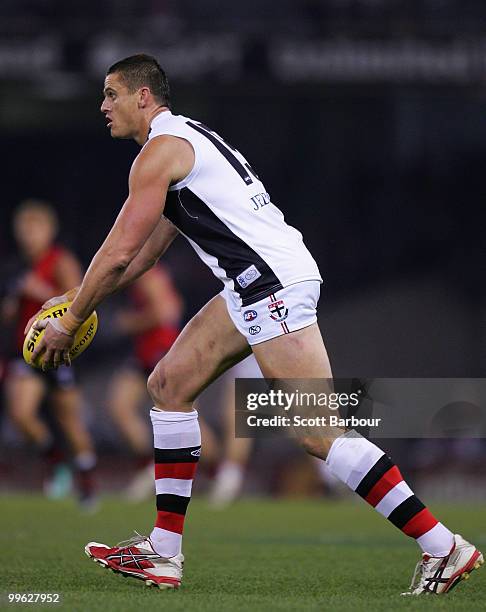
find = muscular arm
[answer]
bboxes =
[68,135,192,322]
[115,217,178,292]
[32,134,193,368]
[39,219,177,319]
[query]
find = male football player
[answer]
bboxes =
[31,55,482,594]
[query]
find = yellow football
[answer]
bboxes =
[23,301,98,369]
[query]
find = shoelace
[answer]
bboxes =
[406,559,425,593]
[406,555,446,594]
[115,531,150,549]
[114,532,180,565]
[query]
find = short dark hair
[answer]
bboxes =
[107,54,170,108]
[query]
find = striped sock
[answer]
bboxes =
[149,409,201,558]
[326,432,454,557]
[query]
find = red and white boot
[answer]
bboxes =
[85,533,183,589]
[402,534,483,595]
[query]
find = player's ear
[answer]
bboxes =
[138,87,151,108]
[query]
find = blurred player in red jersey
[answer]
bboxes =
[107,264,183,500]
[1,199,97,507]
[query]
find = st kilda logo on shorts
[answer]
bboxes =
[268,299,288,322]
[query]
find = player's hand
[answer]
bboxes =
[23,287,79,334]
[31,317,75,370]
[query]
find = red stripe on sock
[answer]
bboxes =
[155,510,185,534]
[364,466,403,507]
[154,462,197,480]
[401,508,439,539]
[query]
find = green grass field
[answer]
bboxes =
[3,494,485,611]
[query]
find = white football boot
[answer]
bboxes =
[402,534,483,595]
[85,533,183,589]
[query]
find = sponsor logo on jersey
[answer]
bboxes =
[249,325,261,335]
[243,309,258,322]
[251,192,271,211]
[236,264,261,288]
[268,299,289,322]
[191,448,202,457]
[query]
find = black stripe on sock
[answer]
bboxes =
[156,493,190,515]
[388,496,425,530]
[154,446,201,464]
[355,454,395,498]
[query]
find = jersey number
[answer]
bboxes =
[186,121,260,186]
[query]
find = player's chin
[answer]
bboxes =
[110,126,130,140]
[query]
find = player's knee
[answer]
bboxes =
[147,367,164,404]
[147,359,174,408]
[147,355,194,410]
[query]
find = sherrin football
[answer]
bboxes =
[23,301,98,369]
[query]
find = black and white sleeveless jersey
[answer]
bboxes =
[148,111,322,306]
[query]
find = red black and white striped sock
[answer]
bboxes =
[149,409,201,558]
[326,432,454,557]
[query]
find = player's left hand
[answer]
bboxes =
[31,318,74,370]
[23,286,80,334]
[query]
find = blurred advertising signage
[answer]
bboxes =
[4,34,486,85]
[270,38,486,83]
[0,38,60,75]
[88,34,242,81]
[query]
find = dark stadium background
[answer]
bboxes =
[1,0,486,496]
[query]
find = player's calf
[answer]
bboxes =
[148,408,201,559]
[324,430,483,594]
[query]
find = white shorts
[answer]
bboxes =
[221,280,320,346]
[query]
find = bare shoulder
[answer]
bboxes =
[132,135,194,186]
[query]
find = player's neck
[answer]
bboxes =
[135,106,170,145]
